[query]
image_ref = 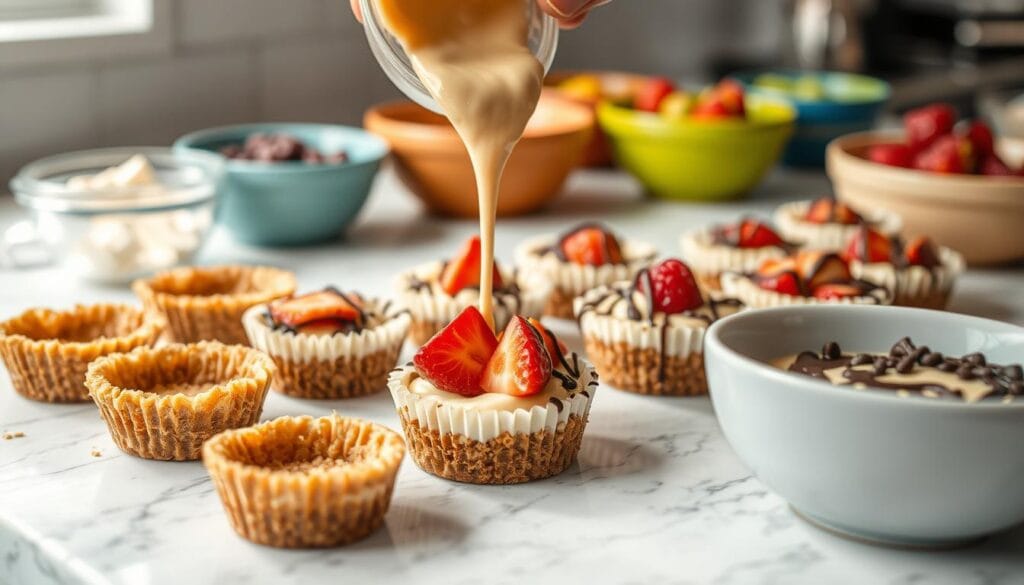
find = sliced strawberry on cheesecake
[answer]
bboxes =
[904,236,941,268]
[269,288,364,332]
[796,251,853,289]
[812,283,867,301]
[413,306,498,397]
[440,235,504,295]
[559,224,625,266]
[480,316,553,397]
[803,197,863,225]
[842,227,893,263]
[738,219,785,248]
[753,268,803,296]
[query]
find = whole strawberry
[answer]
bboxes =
[642,259,703,314]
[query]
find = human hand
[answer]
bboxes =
[350,0,608,28]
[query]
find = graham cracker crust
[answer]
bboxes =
[544,288,577,319]
[583,337,707,396]
[398,411,586,484]
[203,414,405,548]
[272,346,403,399]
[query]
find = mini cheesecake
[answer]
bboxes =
[388,307,596,485]
[776,337,1023,403]
[243,287,410,399]
[841,227,964,310]
[774,197,902,252]
[515,223,657,318]
[397,235,551,345]
[575,258,743,396]
[680,218,792,291]
[720,250,891,308]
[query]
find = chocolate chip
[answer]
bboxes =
[850,353,873,366]
[896,354,917,374]
[957,364,975,380]
[973,366,993,379]
[920,352,943,367]
[890,337,915,357]
[1004,365,1023,381]
[964,353,986,366]
[937,361,957,373]
[873,357,889,376]
[1010,381,1024,395]
[822,342,841,360]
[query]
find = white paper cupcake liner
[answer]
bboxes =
[242,300,411,363]
[850,246,965,300]
[395,261,551,331]
[387,361,596,443]
[514,235,657,296]
[679,228,787,276]
[774,200,902,251]
[573,287,711,357]
[720,271,892,308]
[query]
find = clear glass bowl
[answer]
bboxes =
[359,0,559,113]
[6,147,224,283]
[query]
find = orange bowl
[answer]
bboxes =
[826,131,1024,265]
[363,91,593,218]
[545,70,649,167]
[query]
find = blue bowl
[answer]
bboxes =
[173,123,388,246]
[733,70,890,168]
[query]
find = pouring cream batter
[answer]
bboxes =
[375,0,544,330]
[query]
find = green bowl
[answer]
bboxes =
[597,96,796,201]
[174,123,388,247]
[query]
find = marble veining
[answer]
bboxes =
[2,170,1024,585]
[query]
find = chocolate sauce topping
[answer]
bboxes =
[785,337,1022,402]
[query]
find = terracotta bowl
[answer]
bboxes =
[363,91,593,218]
[826,131,1024,266]
[545,70,649,167]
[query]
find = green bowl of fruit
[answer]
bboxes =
[597,78,796,201]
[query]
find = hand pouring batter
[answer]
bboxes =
[374,0,544,330]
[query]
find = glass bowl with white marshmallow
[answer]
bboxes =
[6,147,224,283]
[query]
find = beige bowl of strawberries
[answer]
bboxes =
[826,104,1024,266]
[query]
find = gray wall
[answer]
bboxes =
[0,0,784,185]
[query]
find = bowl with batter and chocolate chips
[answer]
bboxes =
[704,304,1024,547]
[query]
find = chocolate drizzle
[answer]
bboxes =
[785,337,1023,402]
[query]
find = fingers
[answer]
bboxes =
[541,0,608,26]
[351,0,363,22]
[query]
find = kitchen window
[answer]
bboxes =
[0,0,171,67]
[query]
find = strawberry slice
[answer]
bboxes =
[440,236,504,296]
[295,319,353,336]
[960,120,995,156]
[867,143,914,168]
[913,135,967,174]
[639,258,703,314]
[803,197,863,225]
[797,252,853,289]
[843,227,892,263]
[904,103,956,151]
[560,225,624,266]
[634,77,676,112]
[269,289,362,329]
[754,270,802,297]
[904,236,941,268]
[812,283,865,301]
[738,219,785,248]
[480,316,552,397]
[979,153,1014,176]
[757,256,799,278]
[413,306,498,397]
[526,317,567,365]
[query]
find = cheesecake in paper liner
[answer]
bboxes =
[133,265,295,345]
[774,200,902,252]
[850,245,964,310]
[574,283,743,396]
[243,299,411,399]
[388,355,596,485]
[514,234,657,318]
[203,414,405,548]
[720,271,892,309]
[86,341,274,461]
[680,227,788,292]
[0,303,163,403]
[395,262,550,345]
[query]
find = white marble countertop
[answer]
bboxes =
[2,168,1023,585]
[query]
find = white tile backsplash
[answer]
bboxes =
[176,0,327,47]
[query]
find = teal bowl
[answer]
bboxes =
[173,123,388,246]
[734,70,890,168]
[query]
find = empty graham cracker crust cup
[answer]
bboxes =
[242,303,411,399]
[133,265,296,345]
[0,304,164,403]
[583,338,707,396]
[86,341,274,461]
[203,414,405,548]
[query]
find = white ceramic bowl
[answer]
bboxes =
[705,305,1024,547]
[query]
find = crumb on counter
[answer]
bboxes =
[91,448,102,458]
[3,431,25,440]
